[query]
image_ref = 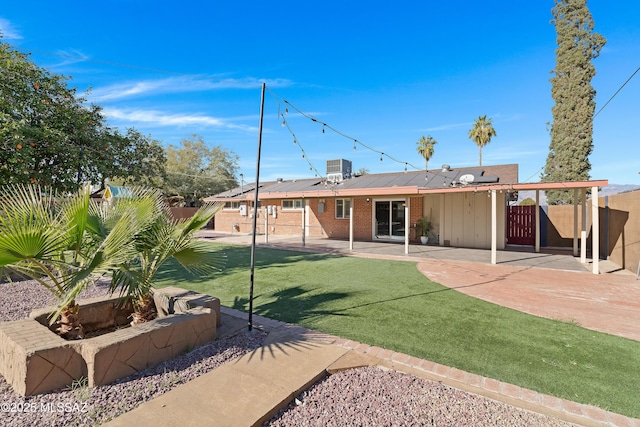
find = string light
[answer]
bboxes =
[268,92,422,172]
[269,91,463,186]
[275,100,322,178]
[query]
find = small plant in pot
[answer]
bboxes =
[417,216,432,245]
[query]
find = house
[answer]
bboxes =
[205,160,608,273]
[103,185,134,200]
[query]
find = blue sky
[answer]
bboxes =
[2,1,639,185]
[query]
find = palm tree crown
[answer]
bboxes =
[416,135,437,170]
[468,115,497,166]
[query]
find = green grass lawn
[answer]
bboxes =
[155,242,640,418]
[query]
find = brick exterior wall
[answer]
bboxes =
[214,207,257,234]
[213,196,426,243]
[409,196,424,242]
[214,201,306,236]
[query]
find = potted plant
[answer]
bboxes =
[417,216,432,245]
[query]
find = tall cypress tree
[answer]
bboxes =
[543,0,605,205]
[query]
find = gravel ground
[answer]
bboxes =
[266,366,578,427]
[0,279,266,427]
[2,279,579,427]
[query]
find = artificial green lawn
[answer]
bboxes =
[154,242,640,418]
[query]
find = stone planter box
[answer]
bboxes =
[0,287,220,396]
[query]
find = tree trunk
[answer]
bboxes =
[56,301,84,339]
[130,293,158,326]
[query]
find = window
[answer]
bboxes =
[223,201,241,210]
[282,199,303,210]
[335,198,351,219]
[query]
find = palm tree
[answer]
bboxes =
[108,189,224,325]
[0,184,223,333]
[416,135,437,170]
[468,115,497,166]
[0,184,149,338]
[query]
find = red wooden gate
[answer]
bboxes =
[507,205,536,245]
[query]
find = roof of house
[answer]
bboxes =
[204,164,520,201]
[103,185,135,199]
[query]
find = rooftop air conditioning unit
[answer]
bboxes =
[326,159,352,182]
[327,173,345,183]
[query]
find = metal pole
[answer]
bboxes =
[248,83,266,331]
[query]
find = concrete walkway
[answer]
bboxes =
[104,232,640,427]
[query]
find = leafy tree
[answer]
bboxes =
[416,135,437,170]
[355,167,370,176]
[1,41,92,191]
[98,128,166,190]
[164,134,238,206]
[468,115,497,166]
[0,41,166,192]
[543,0,606,205]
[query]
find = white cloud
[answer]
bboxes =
[421,122,470,132]
[90,76,294,102]
[44,49,93,68]
[0,18,22,39]
[103,107,257,131]
[421,114,523,133]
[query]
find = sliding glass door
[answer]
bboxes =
[374,200,405,240]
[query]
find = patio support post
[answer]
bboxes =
[301,202,306,247]
[592,186,599,274]
[404,197,409,255]
[264,207,268,244]
[491,189,497,264]
[349,198,354,251]
[581,188,587,263]
[573,189,579,256]
[439,194,445,246]
[535,190,540,253]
